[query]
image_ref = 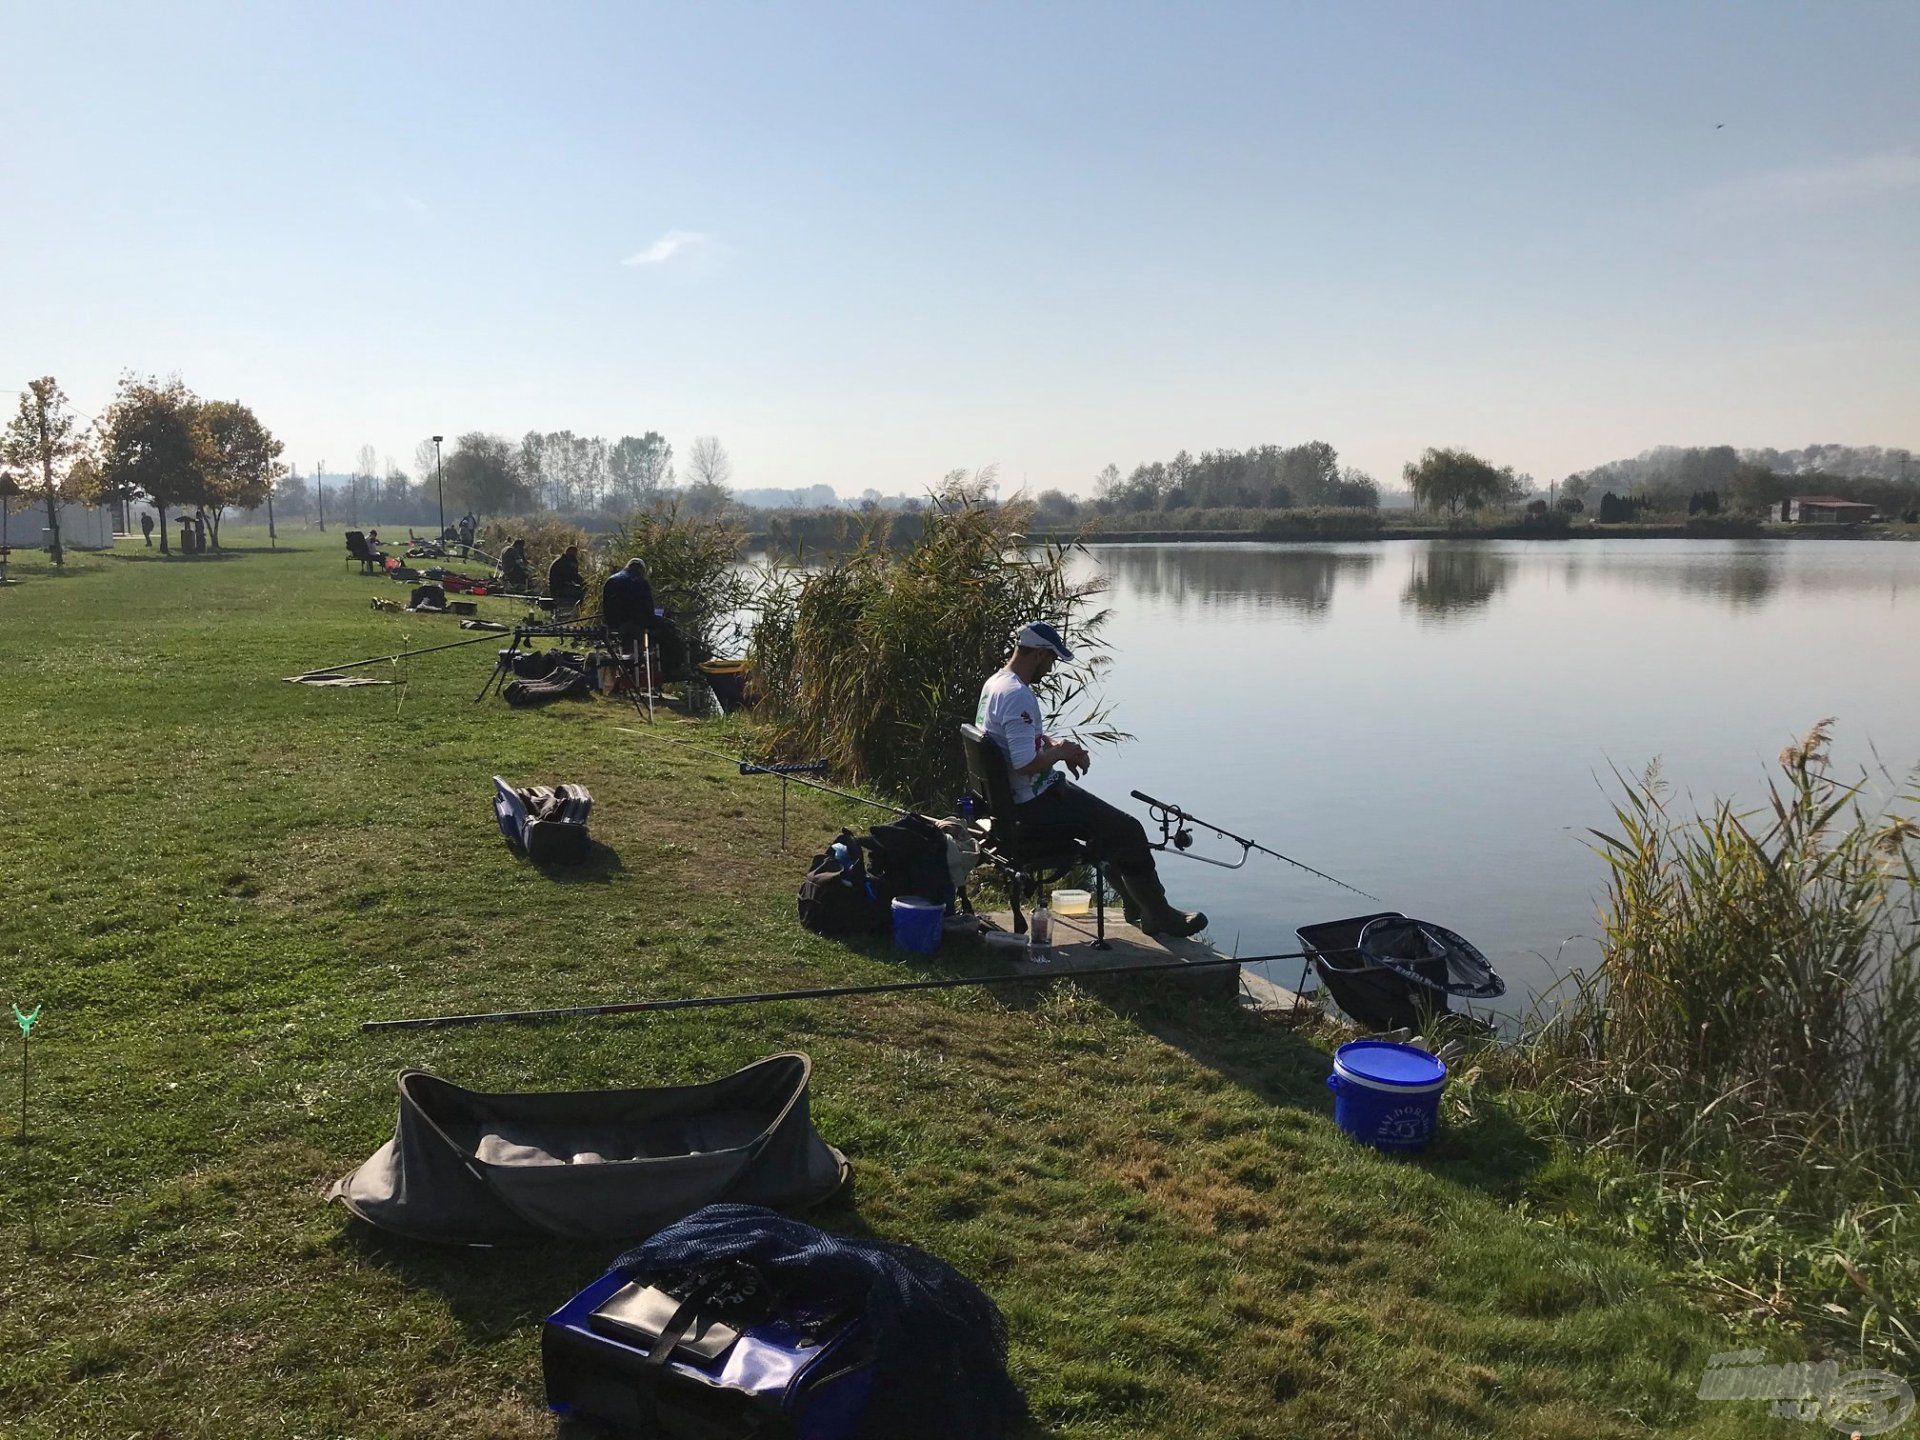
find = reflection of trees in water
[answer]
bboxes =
[1555,544,1783,610]
[1093,545,1379,618]
[1401,547,1517,620]
[1666,551,1779,608]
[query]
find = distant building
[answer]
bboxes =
[1787,495,1877,525]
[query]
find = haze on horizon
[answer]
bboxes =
[2,1,1915,499]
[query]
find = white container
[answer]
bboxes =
[1051,889,1092,917]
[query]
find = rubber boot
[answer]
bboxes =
[1125,872,1207,938]
[1108,873,1144,928]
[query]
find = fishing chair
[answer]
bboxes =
[958,724,1109,948]
[345,530,380,574]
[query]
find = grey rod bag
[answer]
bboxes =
[329,1054,851,1246]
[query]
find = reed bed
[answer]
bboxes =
[749,474,1118,809]
[1500,723,1919,1361]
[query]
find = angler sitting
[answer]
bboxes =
[603,557,690,677]
[977,621,1206,938]
[547,544,587,611]
[497,538,532,593]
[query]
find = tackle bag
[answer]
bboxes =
[543,1204,1025,1440]
[862,815,953,908]
[796,831,888,936]
[494,776,594,864]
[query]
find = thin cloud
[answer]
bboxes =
[355,186,434,222]
[1698,152,1920,215]
[622,229,716,267]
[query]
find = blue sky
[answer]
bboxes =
[3,1,1915,496]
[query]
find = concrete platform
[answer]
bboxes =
[978,908,1316,1013]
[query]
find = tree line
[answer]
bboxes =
[1559,444,1919,518]
[1073,441,1381,516]
[2,374,281,562]
[267,431,737,529]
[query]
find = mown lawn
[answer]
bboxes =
[0,529,1807,1438]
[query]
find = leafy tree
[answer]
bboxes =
[1,377,88,568]
[94,376,206,555]
[442,432,530,516]
[1402,447,1523,517]
[609,432,673,509]
[199,400,283,546]
[1334,465,1380,508]
[273,469,311,521]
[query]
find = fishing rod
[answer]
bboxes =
[1131,789,1382,903]
[288,629,505,681]
[648,736,914,820]
[361,948,1318,1032]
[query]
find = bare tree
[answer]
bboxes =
[686,436,733,490]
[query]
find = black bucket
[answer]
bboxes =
[700,659,752,713]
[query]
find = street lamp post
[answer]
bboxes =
[433,435,445,542]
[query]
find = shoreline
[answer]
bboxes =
[1032,523,1920,546]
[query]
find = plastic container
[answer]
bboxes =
[890,896,943,954]
[1327,1040,1447,1153]
[1050,889,1091,917]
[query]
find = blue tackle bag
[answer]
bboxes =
[545,1205,1025,1440]
[543,1258,874,1438]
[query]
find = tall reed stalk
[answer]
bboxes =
[1507,723,1919,1359]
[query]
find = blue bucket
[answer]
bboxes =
[1327,1040,1447,1152]
[890,896,943,954]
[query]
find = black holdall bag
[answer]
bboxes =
[863,814,953,908]
[797,830,889,936]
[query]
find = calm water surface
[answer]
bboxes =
[1062,540,1920,1015]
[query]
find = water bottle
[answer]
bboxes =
[829,841,851,870]
[1028,905,1052,964]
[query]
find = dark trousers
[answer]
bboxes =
[1014,780,1158,879]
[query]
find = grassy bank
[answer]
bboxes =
[0,532,1837,1438]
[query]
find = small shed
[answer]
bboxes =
[0,498,118,553]
[1788,495,1877,525]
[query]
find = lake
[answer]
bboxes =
[1062,539,1920,1018]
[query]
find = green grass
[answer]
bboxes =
[0,527,1817,1438]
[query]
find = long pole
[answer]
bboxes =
[316,459,326,532]
[265,462,277,550]
[636,735,912,819]
[434,438,445,543]
[289,630,503,682]
[363,949,1314,1032]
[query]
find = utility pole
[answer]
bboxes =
[316,459,326,532]
[265,458,277,550]
[433,435,445,541]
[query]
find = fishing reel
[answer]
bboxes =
[1130,791,1382,899]
[1132,790,1248,869]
